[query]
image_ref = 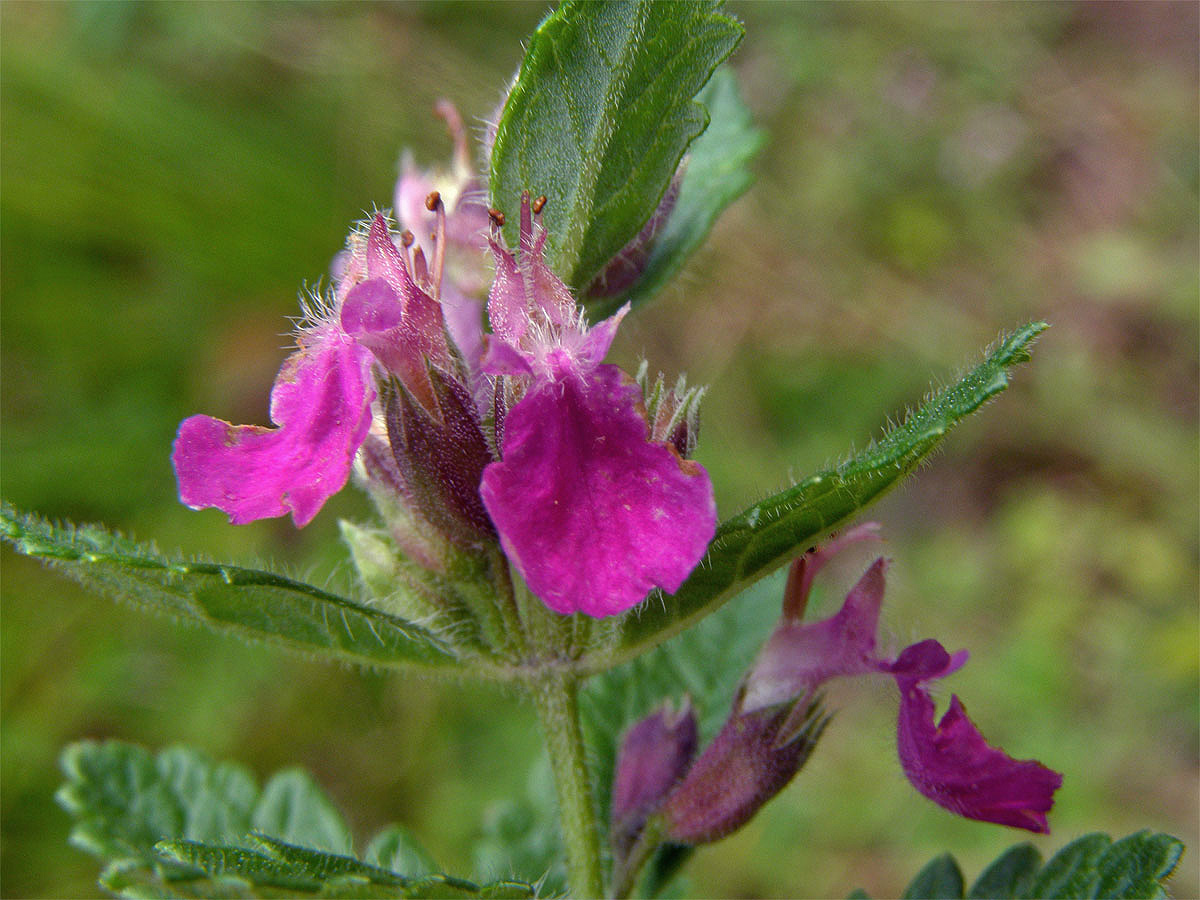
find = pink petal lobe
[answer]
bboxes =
[578,303,629,368]
[528,229,575,326]
[480,336,534,377]
[172,328,374,527]
[363,216,449,362]
[486,237,528,345]
[341,276,444,412]
[479,364,716,617]
[892,642,1062,833]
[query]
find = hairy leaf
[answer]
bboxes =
[586,322,1049,672]
[587,66,764,314]
[1028,834,1115,898]
[472,755,566,898]
[1,504,459,672]
[59,740,536,899]
[250,772,354,855]
[489,0,743,290]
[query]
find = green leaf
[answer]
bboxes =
[489,0,743,290]
[902,854,965,900]
[1027,833,1113,898]
[587,66,764,313]
[1,503,460,672]
[887,832,1185,900]
[472,756,565,898]
[159,836,505,899]
[156,840,324,893]
[251,772,354,855]
[364,826,440,878]
[59,740,537,899]
[586,322,1049,671]
[1090,831,1185,899]
[967,843,1041,899]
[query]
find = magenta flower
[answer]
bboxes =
[738,527,1063,833]
[391,101,491,378]
[173,185,715,619]
[172,317,375,528]
[887,639,1063,833]
[611,530,1060,853]
[172,202,457,529]
[478,193,717,618]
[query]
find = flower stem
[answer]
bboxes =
[530,669,605,898]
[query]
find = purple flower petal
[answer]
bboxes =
[363,216,449,365]
[741,557,890,712]
[440,282,486,375]
[480,336,534,377]
[486,193,576,348]
[480,364,716,617]
[172,326,374,527]
[393,101,490,254]
[891,640,1062,833]
[340,220,450,414]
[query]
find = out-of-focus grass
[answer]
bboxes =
[2,3,1196,898]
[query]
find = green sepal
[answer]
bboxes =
[2,503,459,672]
[489,0,743,290]
[584,322,1049,671]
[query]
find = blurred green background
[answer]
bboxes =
[2,2,1196,897]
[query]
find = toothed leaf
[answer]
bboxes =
[870,831,1186,900]
[489,0,743,290]
[966,843,1041,899]
[58,740,537,899]
[1,503,459,671]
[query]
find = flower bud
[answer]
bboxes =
[383,368,497,550]
[611,699,699,861]
[336,519,444,622]
[661,696,830,845]
[586,173,682,299]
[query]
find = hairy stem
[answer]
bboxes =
[530,668,605,898]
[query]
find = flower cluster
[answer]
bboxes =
[172,118,715,620]
[611,525,1063,868]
